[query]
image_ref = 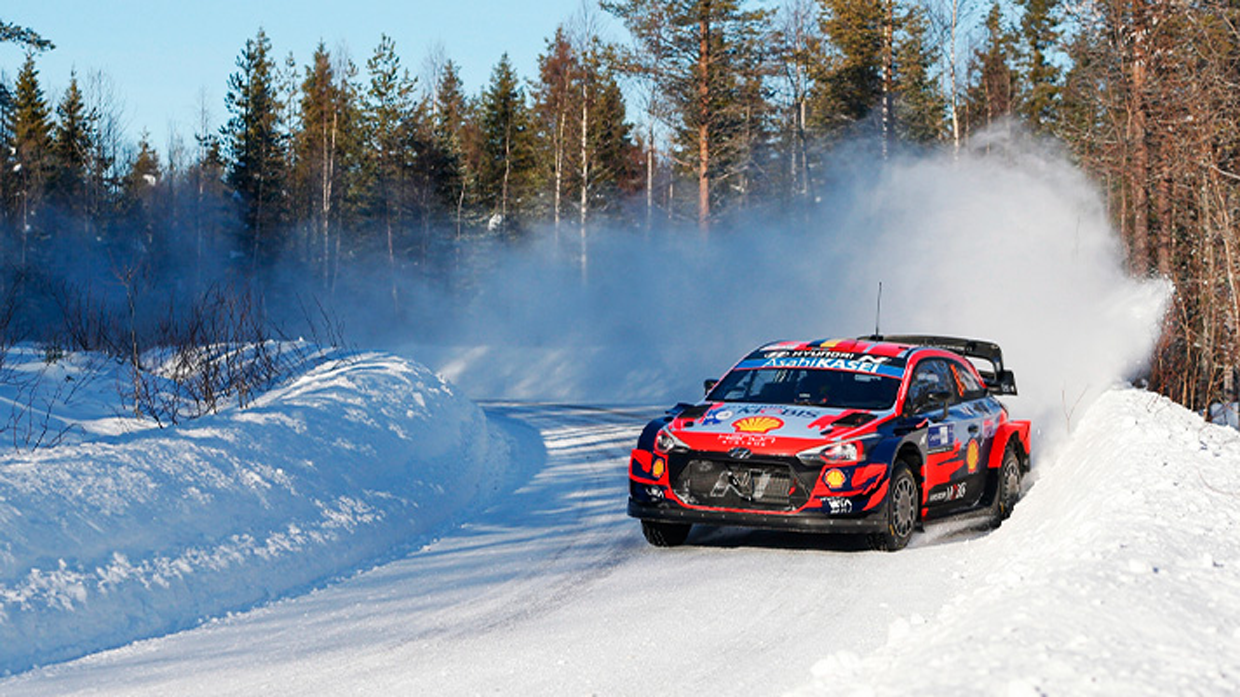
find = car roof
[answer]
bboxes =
[752,338,919,359]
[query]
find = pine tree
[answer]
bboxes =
[120,133,161,246]
[893,6,945,143]
[0,20,53,51]
[475,53,535,233]
[603,0,771,230]
[812,0,885,129]
[533,28,577,228]
[430,60,472,236]
[222,28,288,269]
[533,30,640,231]
[51,72,97,217]
[1016,0,1061,131]
[5,54,54,258]
[361,35,419,277]
[962,2,1018,136]
[583,48,641,212]
[291,42,359,284]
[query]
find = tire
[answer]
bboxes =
[641,520,691,547]
[988,446,1023,529]
[870,463,918,552]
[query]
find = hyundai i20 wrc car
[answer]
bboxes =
[627,336,1031,551]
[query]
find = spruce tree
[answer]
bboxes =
[120,133,161,246]
[51,72,96,216]
[5,54,54,255]
[430,61,472,236]
[962,2,1018,135]
[812,0,885,128]
[222,28,288,269]
[1016,0,1061,131]
[291,42,359,282]
[362,35,417,256]
[475,53,535,232]
[893,6,945,144]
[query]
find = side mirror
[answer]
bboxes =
[703,379,718,395]
[911,389,953,419]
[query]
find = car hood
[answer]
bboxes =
[670,402,890,454]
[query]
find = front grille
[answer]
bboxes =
[671,457,810,512]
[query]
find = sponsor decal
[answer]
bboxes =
[701,407,733,426]
[709,405,823,420]
[822,497,854,514]
[927,424,955,452]
[739,355,900,377]
[966,439,980,473]
[928,482,968,503]
[823,468,847,489]
[734,416,784,434]
[718,433,778,448]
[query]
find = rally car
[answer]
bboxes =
[627,336,1031,551]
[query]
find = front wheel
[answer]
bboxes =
[988,446,1023,528]
[870,463,918,552]
[641,520,691,547]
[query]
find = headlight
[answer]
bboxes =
[797,440,864,465]
[654,427,689,454]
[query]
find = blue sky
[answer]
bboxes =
[2,0,615,153]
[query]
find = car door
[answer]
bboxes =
[945,356,1006,504]
[905,357,985,510]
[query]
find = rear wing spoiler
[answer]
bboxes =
[864,334,1018,396]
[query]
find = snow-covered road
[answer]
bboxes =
[3,403,993,696]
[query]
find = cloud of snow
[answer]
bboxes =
[400,128,1169,451]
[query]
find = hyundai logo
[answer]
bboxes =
[728,447,752,460]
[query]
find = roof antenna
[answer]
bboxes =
[873,281,883,339]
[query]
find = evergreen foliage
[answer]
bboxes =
[475,54,535,232]
[6,6,1240,414]
[222,28,288,268]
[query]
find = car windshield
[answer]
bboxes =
[706,367,901,410]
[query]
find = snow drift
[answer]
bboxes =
[0,347,509,675]
[794,388,1240,696]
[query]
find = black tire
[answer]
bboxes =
[988,446,1023,529]
[641,520,691,547]
[870,463,918,552]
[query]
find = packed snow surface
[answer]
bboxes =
[795,388,1240,696]
[0,345,1237,695]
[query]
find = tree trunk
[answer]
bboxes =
[697,3,712,233]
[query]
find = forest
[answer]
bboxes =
[1,0,1238,412]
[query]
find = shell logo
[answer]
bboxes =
[966,440,980,473]
[733,416,784,434]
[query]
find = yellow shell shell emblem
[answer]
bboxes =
[733,416,785,434]
[966,440,980,473]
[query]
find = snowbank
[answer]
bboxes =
[794,388,1240,696]
[0,348,506,675]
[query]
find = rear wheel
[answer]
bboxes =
[641,520,691,547]
[988,446,1022,528]
[870,463,918,552]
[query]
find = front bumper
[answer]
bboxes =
[627,497,889,534]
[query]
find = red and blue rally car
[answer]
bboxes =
[627,336,1031,551]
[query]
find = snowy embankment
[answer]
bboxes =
[0,346,507,676]
[796,388,1240,696]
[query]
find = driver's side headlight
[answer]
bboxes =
[797,440,864,465]
[655,427,689,454]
